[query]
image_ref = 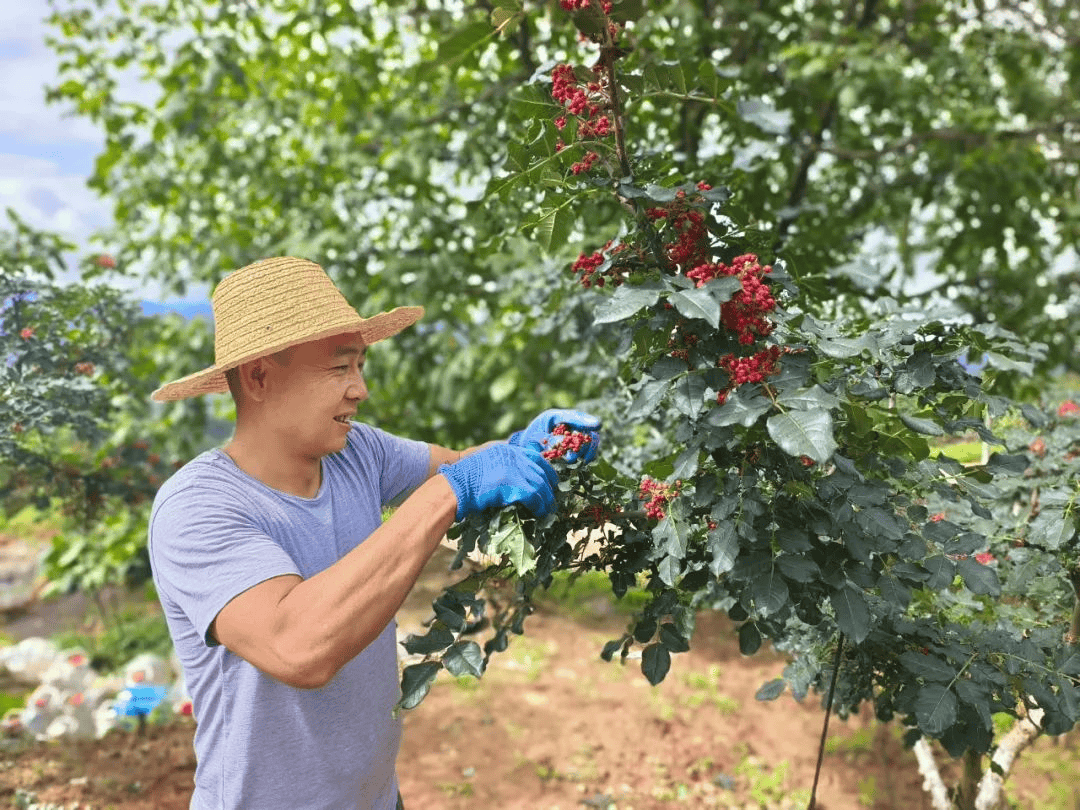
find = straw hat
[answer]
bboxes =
[151,257,423,402]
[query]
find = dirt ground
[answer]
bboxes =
[2,545,1077,810]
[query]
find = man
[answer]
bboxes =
[147,256,601,810]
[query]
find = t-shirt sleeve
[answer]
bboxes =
[149,484,302,647]
[346,423,431,507]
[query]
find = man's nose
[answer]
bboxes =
[346,374,368,401]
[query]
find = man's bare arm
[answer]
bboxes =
[211,473,458,689]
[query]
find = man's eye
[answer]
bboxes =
[334,365,349,371]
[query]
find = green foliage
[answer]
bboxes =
[1,211,216,610]
[389,2,1080,763]
[50,608,173,675]
[43,0,1080,447]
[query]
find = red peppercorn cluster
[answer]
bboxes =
[688,254,776,345]
[714,345,782,406]
[549,57,613,176]
[580,503,612,527]
[571,241,628,288]
[541,423,593,461]
[646,201,710,271]
[639,477,680,520]
[561,0,613,10]
[571,151,600,175]
[1058,400,1079,417]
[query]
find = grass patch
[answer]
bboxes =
[51,607,172,674]
[825,725,876,755]
[536,569,649,618]
[0,689,31,715]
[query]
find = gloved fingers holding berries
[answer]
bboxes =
[508,408,602,464]
[438,444,560,521]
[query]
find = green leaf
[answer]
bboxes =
[593,286,660,325]
[754,678,786,701]
[708,522,739,576]
[1027,510,1076,551]
[708,388,772,428]
[915,683,958,736]
[984,452,1029,475]
[442,640,485,678]
[776,554,819,582]
[955,558,1001,596]
[396,662,441,712]
[899,650,956,682]
[658,553,681,586]
[777,384,840,411]
[900,413,944,436]
[655,512,688,560]
[767,409,837,464]
[669,287,720,328]
[641,643,671,685]
[985,351,1032,374]
[487,519,536,575]
[402,622,455,655]
[922,556,956,591]
[601,638,625,662]
[955,679,993,731]
[628,378,668,419]
[877,574,911,610]
[490,6,523,35]
[751,565,789,617]
[818,334,878,358]
[489,369,516,403]
[738,622,762,655]
[533,206,573,252]
[671,373,708,419]
[854,506,905,542]
[830,585,871,644]
[659,623,690,653]
[435,21,493,66]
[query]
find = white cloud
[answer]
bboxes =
[0,152,108,240]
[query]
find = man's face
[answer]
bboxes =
[262,331,368,459]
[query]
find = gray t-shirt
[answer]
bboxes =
[148,422,430,810]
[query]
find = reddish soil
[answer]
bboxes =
[2,545,1077,809]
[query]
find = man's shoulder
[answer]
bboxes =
[151,449,250,512]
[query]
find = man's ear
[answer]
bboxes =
[238,358,272,402]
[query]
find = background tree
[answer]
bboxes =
[43,0,1079,449]
[0,208,212,619]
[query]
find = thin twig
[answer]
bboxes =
[808,634,845,810]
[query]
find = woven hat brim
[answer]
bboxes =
[151,306,423,402]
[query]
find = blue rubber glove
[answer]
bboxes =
[439,444,559,521]
[508,408,602,464]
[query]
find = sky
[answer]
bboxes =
[0,0,210,316]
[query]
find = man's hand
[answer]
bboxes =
[508,408,602,464]
[438,444,559,521]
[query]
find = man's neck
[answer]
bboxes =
[223,430,322,498]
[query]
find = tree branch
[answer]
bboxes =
[974,706,1045,810]
[912,737,952,810]
[774,0,878,247]
[812,117,1080,161]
